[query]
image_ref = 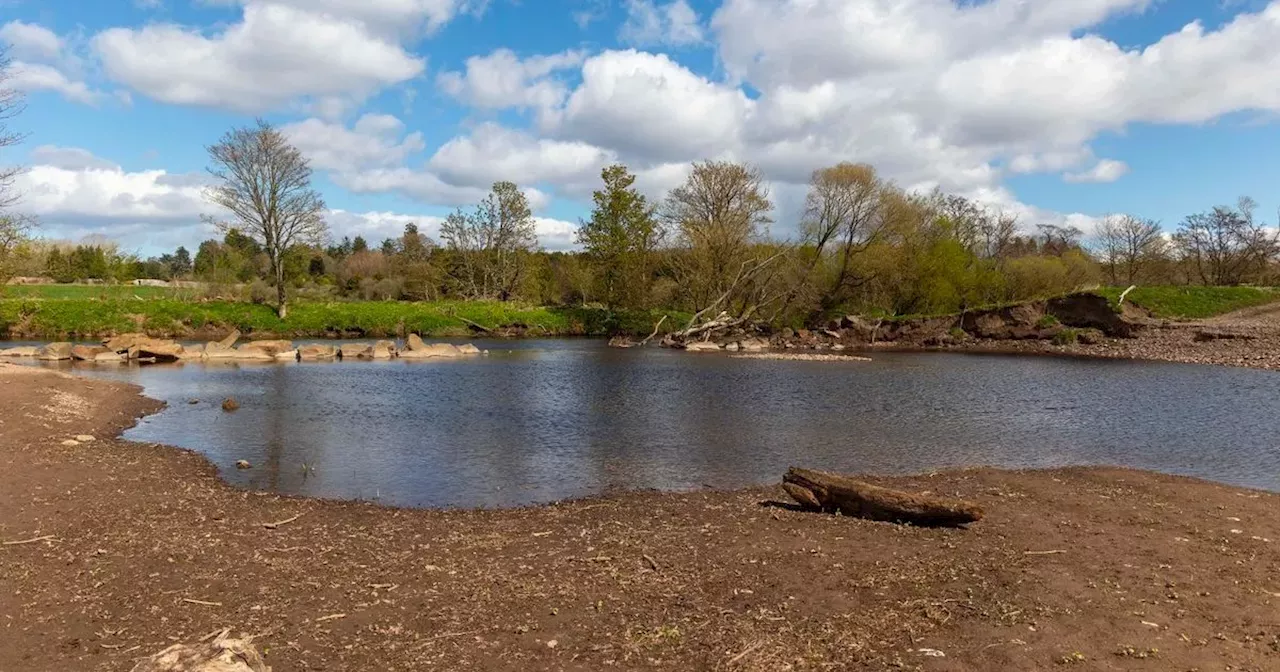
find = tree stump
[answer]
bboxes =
[782,467,983,527]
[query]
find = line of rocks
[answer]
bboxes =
[0,330,486,364]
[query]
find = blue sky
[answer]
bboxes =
[3,0,1280,255]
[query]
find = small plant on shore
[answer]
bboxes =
[1036,314,1060,328]
[1052,328,1080,346]
[948,326,967,340]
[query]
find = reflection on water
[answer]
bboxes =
[10,339,1280,507]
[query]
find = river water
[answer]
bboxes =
[8,339,1280,507]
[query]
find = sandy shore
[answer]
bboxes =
[2,364,1278,671]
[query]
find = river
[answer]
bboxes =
[8,339,1280,507]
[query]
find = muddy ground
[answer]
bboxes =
[1,364,1278,671]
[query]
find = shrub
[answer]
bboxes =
[1052,328,1080,346]
[1036,314,1060,328]
[248,279,274,304]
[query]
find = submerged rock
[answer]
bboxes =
[240,340,294,357]
[0,346,39,358]
[339,343,371,359]
[399,343,463,359]
[71,344,111,361]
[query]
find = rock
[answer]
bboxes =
[456,343,482,355]
[75,435,95,442]
[218,329,241,349]
[204,343,241,359]
[136,339,185,362]
[683,341,722,352]
[370,340,397,359]
[724,342,741,352]
[406,333,427,351]
[221,398,240,412]
[339,343,372,359]
[840,315,880,342]
[0,346,39,357]
[240,340,294,357]
[61,439,80,447]
[188,399,200,405]
[1046,292,1144,338]
[297,344,338,360]
[177,343,206,360]
[233,345,275,361]
[274,350,299,361]
[399,343,463,359]
[36,342,74,361]
[236,460,251,469]
[104,332,148,352]
[70,344,110,361]
[1077,329,1105,345]
[608,336,636,348]
[93,351,125,363]
[739,338,769,352]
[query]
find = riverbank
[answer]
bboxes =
[3,365,1278,671]
[0,297,678,340]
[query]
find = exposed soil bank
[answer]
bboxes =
[3,365,1279,671]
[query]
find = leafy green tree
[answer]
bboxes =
[577,164,659,310]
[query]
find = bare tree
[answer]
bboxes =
[800,162,884,309]
[661,160,773,311]
[440,181,538,300]
[1092,214,1165,284]
[203,119,327,317]
[0,47,33,288]
[1174,197,1278,286]
[1036,224,1084,257]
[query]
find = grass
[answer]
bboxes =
[2,285,189,300]
[0,291,682,339]
[1097,285,1280,319]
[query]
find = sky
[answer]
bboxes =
[2,0,1280,257]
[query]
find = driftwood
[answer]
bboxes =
[782,467,983,527]
[130,629,269,672]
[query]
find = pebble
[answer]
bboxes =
[74,435,95,442]
[60,439,79,447]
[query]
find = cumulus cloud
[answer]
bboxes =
[92,2,434,112]
[1,21,104,105]
[437,48,585,111]
[619,0,705,47]
[282,114,426,173]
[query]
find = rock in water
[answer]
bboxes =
[221,398,240,412]
[0,346,40,357]
[399,343,462,359]
[406,333,427,351]
[456,343,481,355]
[339,343,372,359]
[371,340,397,359]
[297,344,337,360]
[71,344,111,361]
[236,460,251,469]
[104,332,149,352]
[129,629,270,672]
[36,342,74,361]
[683,341,722,352]
[240,340,294,357]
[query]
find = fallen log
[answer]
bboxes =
[782,467,983,527]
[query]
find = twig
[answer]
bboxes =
[642,554,660,571]
[1023,550,1067,556]
[314,613,346,623]
[1118,285,1137,305]
[2,534,56,546]
[263,514,302,530]
[181,598,223,607]
[639,315,669,346]
[727,640,763,665]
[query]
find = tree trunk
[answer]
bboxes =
[781,467,983,527]
[274,254,287,319]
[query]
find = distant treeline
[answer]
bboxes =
[5,161,1279,323]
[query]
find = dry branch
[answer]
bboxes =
[2,534,56,546]
[782,467,983,527]
[639,315,669,346]
[262,514,302,530]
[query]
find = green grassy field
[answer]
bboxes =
[1098,286,1280,319]
[2,285,190,300]
[0,288,680,339]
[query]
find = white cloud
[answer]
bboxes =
[282,114,426,172]
[619,0,705,47]
[205,0,485,38]
[28,145,121,171]
[1064,159,1130,184]
[1,21,63,62]
[1,21,104,105]
[428,123,612,190]
[323,210,577,250]
[437,48,584,111]
[93,2,429,113]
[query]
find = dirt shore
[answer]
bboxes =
[892,302,1280,372]
[2,364,1279,671]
